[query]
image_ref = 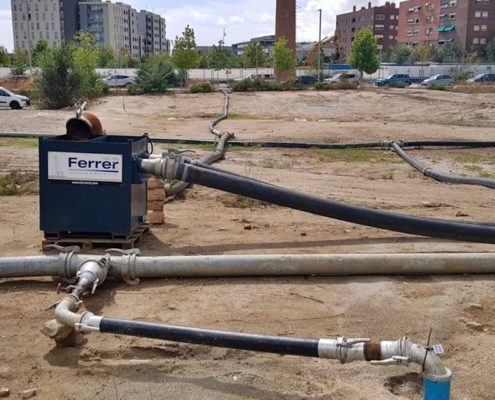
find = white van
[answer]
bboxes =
[0,86,31,109]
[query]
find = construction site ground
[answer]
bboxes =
[1,87,495,399]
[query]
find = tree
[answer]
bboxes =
[135,54,175,93]
[32,39,49,67]
[36,38,107,109]
[242,40,269,68]
[0,46,10,67]
[12,49,29,75]
[483,39,495,63]
[388,45,416,65]
[349,28,379,76]
[430,42,462,63]
[36,43,80,109]
[97,45,116,68]
[172,25,201,84]
[273,38,295,80]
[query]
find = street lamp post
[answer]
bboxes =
[317,9,322,83]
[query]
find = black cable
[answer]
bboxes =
[100,317,320,357]
[176,162,495,244]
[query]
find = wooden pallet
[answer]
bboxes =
[42,224,150,250]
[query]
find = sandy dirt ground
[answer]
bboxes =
[1,88,495,399]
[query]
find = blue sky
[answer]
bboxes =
[0,0,375,52]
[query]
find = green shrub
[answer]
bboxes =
[135,54,176,93]
[190,82,214,93]
[127,83,144,95]
[388,81,408,88]
[232,77,284,92]
[315,82,331,90]
[426,83,447,91]
[315,81,358,91]
[0,173,18,196]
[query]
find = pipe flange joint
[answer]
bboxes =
[120,253,140,285]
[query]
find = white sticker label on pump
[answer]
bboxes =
[48,151,123,183]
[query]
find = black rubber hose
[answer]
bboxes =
[3,132,495,150]
[100,317,320,357]
[166,90,234,197]
[166,131,234,197]
[176,162,495,244]
[391,142,495,189]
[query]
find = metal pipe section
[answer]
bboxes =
[3,253,495,279]
[392,142,495,189]
[4,253,495,280]
[145,158,495,244]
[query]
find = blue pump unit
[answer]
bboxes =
[39,134,150,239]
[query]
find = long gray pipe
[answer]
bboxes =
[3,253,495,280]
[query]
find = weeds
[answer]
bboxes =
[464,165,495,178]
[0,173,19,196]
[0,138,38,148]
[314,148,400,163]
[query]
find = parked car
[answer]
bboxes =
[467,73,495,83]
[323,72,359,84]
[421,74,454,86]
[295,75,317,85]
[375,74,411,86]
[0,86,30,109]
[234,73,275,82]
[101,74,135,87]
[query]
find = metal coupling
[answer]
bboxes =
[318,336,370,363]
[139,154,184,180]
[75,311,103,333]
[75,258,108,294]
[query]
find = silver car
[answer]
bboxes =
[421,74,454,86]
[101,74,135,87]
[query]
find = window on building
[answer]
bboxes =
[481,24,487,31]
[375,14,385,20]
[475,11,481,17]
[389,25,395,29]
[390,14,395,20]
[482,11,488,17]
[480,38,487,44]
[426,27,433,35]
[375,24,384,30]
[449,13,456,19]
[427,3,434,10]
[426,16,434,22]
[474,25,480,31]
[389,34,394,39]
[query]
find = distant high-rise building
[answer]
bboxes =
[11,0,80,52]
[335,2,399,61]
[11,0,169,59]
[397,0,495,53]
[137,10,168,57]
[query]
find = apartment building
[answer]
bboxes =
[137,10,168,57]
[79,1,132,53]
[335,2,399,60]
[397,0,495,52]
[11,0,79,52]
[11,0,168,58]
